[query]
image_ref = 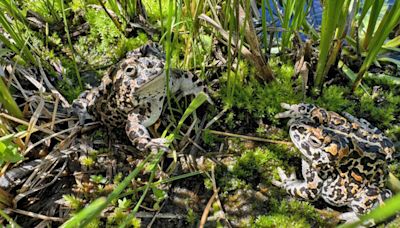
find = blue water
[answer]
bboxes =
[258,0,396,29]
[258,0,399,60]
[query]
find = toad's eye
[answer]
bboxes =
[125,66,137,77]
[309,136,322,148]
[299,105,306,113]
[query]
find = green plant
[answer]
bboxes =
[352,0,400,90]
[308,85,353,113]
[0,1,37,64]
[63,194,84,210]
[61,151,158,227]
[232,147,282,184]
[60,0,82,89]
[254,214,309,228]
[0,209,21,228]
[221,59,300,124]
[0,134,24,166]
[0,76,23,119]
[280,0,309,50]
[314,0,349,90]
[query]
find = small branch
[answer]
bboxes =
[6,208,65,222]
[199,189,218,228]
[207,130,293,145]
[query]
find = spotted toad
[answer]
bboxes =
[73,43,209,152]
[273,103,395,221]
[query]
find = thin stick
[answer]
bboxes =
[0,113,76,139]
[207,130,293,145]
[199,190,218,228]
[6,208,65,222]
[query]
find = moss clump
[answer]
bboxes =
[252,198,327,228]
[310,85,353,113]
[79,8,125,63]
[220,59,301,124]
[231,147,283,185]
[253,214,310,228]
[142,0,169,23]
[357,90,400,129]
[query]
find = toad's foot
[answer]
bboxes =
[72,97,95,125]
[272,167,297,188]
[274,103,317,120]
[273,166,322,201]
[145,138,170,153]
[338,211,375,227]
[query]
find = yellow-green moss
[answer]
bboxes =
[232,147,283,184]
[309,85,353,113]
[253,214,310,228]
[252,198,328,227]
[220,59,302,124]
[142,0,169,22]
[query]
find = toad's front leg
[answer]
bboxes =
[126,112,169,153]
[273,160,323,201]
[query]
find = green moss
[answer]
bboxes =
[123,33,148,52]
[221,59,301,124]
[272,199,322,223]
[356,89,400,129]
[310,85,353,113]
[232,147,283,184]
[142,0,169,23]
[253,214,310,228]
[252,198,328,228]
[81,8,125,61]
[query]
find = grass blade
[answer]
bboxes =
[353,0,400,90]
[362,0,384,50]
[59,0,82,89]
[0,75,23,119]
[314,0,345,90]
[174,91,208,134]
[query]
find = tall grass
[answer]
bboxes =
[59,0,82,89]
[0,0,36,65]
[313,0,400,91]
[280,0,308,50]
[352,0,400,90]
[0,75,23,119]
[314,0,347,90]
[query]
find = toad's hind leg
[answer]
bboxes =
[342,112,381,134]
[126,112,168,152]
[351,186,391,215]
[338,186,392,224]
